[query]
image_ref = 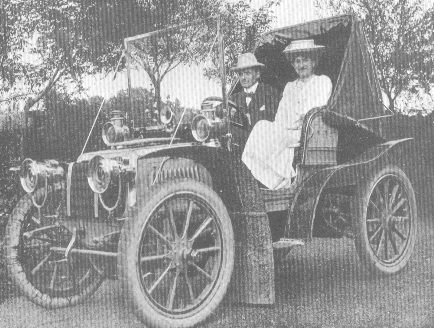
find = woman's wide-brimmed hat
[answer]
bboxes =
[283,39,325,59]
[231,53,265,71]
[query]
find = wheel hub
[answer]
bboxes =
[172,239,192,269]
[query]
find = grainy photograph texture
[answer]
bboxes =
[1,1,434,327]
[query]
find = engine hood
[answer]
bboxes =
[76,142,198,163]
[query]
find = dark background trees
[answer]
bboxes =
[314,0,434,112]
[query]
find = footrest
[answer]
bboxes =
[272,238,305,250]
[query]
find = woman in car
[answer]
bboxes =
[242,39,332,189]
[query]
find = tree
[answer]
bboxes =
[120,0,280,112]
[204,0,280,84]
[314,0,434,112]
[2,0,279,117]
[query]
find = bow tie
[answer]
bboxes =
[243,91,255,97]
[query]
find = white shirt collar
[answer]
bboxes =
[244,82,259,94]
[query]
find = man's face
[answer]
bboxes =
[292,55,316,79]
[237,68,260,89]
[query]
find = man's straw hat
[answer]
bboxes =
[231,53,265,71]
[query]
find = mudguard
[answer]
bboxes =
[286,138,414,240]
[136,144,275,305]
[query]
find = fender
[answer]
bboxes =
[136,144,276,305]
[286,138,414,240]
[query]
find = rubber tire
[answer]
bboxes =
[5,193,104,308]
[118,179,234,328]
[353,167,417,275]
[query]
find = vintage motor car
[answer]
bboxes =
[5,15,417,328]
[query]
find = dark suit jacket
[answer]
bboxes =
[230,82,281,152]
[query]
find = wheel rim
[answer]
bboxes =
[19,208,102,297]
[365,174,412,265]
[138,192,223,315]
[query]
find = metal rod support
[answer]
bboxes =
[50,247,118,258]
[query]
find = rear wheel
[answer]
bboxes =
[354,167,417,274]
[118,179,234,328]
[5,191,104,308]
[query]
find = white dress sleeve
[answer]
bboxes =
[274,82,298,129]
[311,75,332,108]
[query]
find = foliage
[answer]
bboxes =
[123,0,280,111]
[106,87,198,129]
[23,90,107,161]
[314,0,434,112]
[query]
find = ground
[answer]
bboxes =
[1,218,433,328]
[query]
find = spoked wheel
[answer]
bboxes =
[5,192,104,308]
[354,167,417,274]
[118,179,234,328]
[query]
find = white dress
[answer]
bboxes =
[242,74,332,189]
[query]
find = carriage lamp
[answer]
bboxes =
[191,114,211,142]
[191,114,226,143]
[102,110,130,145]
[87,155,135,194]
[19,158,64,194]
[87,155,121,194]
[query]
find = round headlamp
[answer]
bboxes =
[102,122,130,145]
[191,115,211,142]
[19,158,41,193]
[87,155,121,194]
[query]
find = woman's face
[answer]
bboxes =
[292,55,316,80]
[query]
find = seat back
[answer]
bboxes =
[298,107,338,166]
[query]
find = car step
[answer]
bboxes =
[272,238,305,249]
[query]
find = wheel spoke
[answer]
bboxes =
[88,258,104,277]
[189,217,213,242]
[388,230,399,255]
[375,229,385,256]
[148,263,172,294]
[182,200,194,239]
[391,197,407,216]
[78,268,92,287]
[374,188,385,210]
[190,262,213,281]
[369,225,383,244]
[30,216,41,227]
[391,215,409,223]
[391,225,407,241]
[148,224,172,248]
[30,252,52,276]
[184,269,195,304]
[166,270,180,310]
[383,229,389,259]
[193,246,221,254]
[49,263,59,290]
[389,184,400,210]
[369,199,381,213]
[167,205,178,239]
[383,179,390,211]
[140,253,171,263]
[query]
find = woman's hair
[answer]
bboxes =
[286,50,322,65]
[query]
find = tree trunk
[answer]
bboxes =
[154,80,162,119]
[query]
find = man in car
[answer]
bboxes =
[230,53,281,152]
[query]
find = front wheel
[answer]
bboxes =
[354,167,417,275]
[118,179,234,328]
[5,191,104,308]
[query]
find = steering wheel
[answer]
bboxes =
[200,97,249,129]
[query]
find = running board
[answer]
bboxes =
[272,238,305,250]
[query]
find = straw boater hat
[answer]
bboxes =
[231,53,265,71]
[283,39,325,60]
